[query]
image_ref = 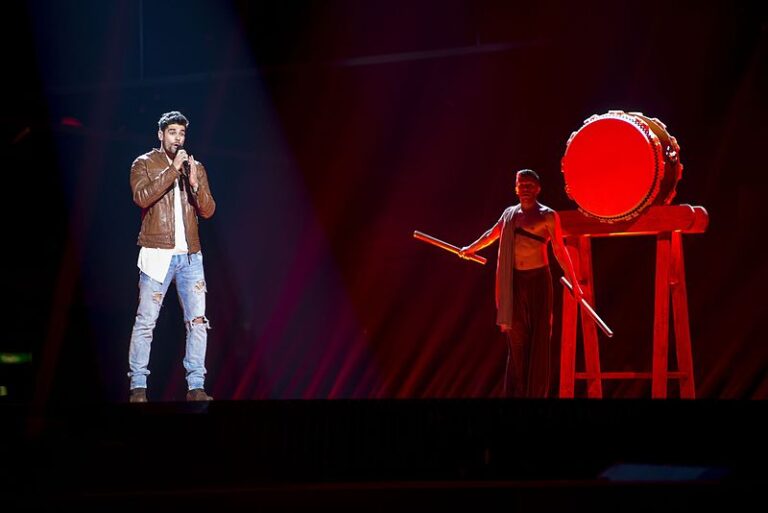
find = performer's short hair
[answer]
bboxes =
[516,169,540,183]
[158,111,189,131]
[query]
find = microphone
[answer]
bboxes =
[177,144,190,178]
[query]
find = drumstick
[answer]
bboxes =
[560,277,614,338]
[413,230,487,265]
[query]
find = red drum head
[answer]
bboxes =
[561,111,683,222]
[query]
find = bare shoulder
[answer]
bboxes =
[538,203,557,217]
[538,204,560,232]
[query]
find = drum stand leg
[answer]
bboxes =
[560,236,603,398]
[559,231,696,398]
[559,238,579,398]
[667,232,696,397]
[652,232,697,398]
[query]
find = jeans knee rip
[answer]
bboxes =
[188,316,211,330]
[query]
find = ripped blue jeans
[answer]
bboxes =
[128,252,209,390]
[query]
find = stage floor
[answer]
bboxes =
[1,399,765,511]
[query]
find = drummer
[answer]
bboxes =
[459,169,583,398]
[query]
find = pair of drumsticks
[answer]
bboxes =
[413,230,613,338]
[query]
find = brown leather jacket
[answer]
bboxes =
[130,148,216,253]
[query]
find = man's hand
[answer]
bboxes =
[573,280,585,304]
[172,149,188,173]
[188,155,199,190]
[458,246,474,260]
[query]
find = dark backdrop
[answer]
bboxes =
[2,0,766,403]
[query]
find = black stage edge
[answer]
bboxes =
[1,399,766,512]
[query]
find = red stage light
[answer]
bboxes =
[60,117,83,127]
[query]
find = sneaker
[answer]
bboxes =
[129,388,148,403]
[186,388,213,401]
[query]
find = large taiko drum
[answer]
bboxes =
[561,110,683,222]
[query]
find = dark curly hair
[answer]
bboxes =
[158,111,189,131]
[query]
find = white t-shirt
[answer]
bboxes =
[137,165,188,283]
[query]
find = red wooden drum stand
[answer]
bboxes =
[558,205,708,398]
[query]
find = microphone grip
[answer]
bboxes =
[177,145,190,177]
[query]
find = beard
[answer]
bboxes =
[165,141,182,155]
